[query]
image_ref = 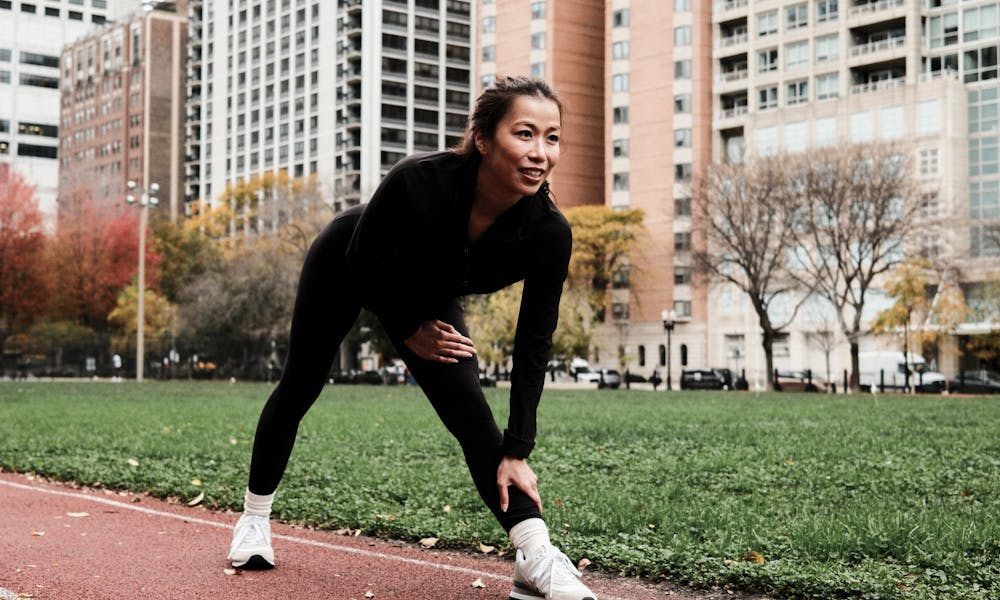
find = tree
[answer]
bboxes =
[789,142,922,390]
[693,154,809,390]
[563,206,645,323]
[0,166,50,340]
[107,279,175,360]
[965,280,1000,366]
[152,220,224,305]
[871,258,934,391]
[47,187,160,330]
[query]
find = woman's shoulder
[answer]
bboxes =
[387,150,470,183]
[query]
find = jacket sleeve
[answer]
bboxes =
[502,221,572,458]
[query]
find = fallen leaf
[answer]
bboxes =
[577,558,592,571]
[419,537,439,548]
[190,478,202,487]
[376,513,396,521]
[16,593,35,598]
[553,498,564,508]
[229,437,238,445]
[127,458,139,467]
[365,591,375,599]
[187,491,205,507]
[223,568,237,575]
[478,542,495,554]
[742,550,765,564]
[66,512,89,518]
[31,531,45,537]
[162,426,171,433]
[442,504,452,513]
[471,577,486,588]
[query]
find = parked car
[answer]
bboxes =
[623,372,647,384]
[949,370,1000,394]
[775,370,826,392]
[680,368,730,390]
[597,369,621,389]
[574,366,603,384]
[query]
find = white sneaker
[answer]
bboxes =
[228,514,275,569]
[510,545,597,600]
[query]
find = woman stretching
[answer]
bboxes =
[228,76,596,600]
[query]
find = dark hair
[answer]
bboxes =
[453,75,563,157]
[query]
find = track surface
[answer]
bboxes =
[0,472,770,600]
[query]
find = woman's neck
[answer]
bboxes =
[473,167,520,219]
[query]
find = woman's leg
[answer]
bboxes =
[388,302,542,532]
[247,207,363,495]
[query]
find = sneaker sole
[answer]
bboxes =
[232,555,275,570]
[509,582,544,600]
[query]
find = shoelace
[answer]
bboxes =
[537,548,583,592]
[233,517,268,549]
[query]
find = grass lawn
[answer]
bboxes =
[1,381,998,599]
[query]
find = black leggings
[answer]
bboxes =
[246,205,542,532]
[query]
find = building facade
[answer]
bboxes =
[194,0,474,216]
[58,3,187,223]
[0,0,118,228]
[709,0,1000,383]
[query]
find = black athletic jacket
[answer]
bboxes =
[345,151,572,459]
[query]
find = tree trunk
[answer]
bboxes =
[850,341,860,391]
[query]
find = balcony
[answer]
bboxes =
[849,36,905,60]
[720,105,748,120]
[717,68,748,84]
[716,32,748,56]
[715,0,748,14]
[850,76,905,95]
[848,0,905,19]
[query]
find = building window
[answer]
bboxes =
[674,26,691,46]
[675,0,690,11]
[530,1,546,19]
[674,163,692,181]
[675,128,692,148]
[850,111,873,143]
[675,197,691,217]
[929,13,959,49]
[680,344,689,366]
[674,231,692,251]
[757,10,778,37]
[613,138,629,158]
[815,34,839,62]
[880,105,904,140]
[675,266,692,285]
[612,41,629,60]
[817,73,839,99]
[531,62,545,78]
[674,94,691,113]
[675,301,692,318]
[482,16,495,33]
[816,0,837,23]
[613,106,629,124]
[918,192,939,219]
[612,73,629,93]
[612,268,630,289]
[674,60,691,78]
[787,79,809,105]
[786,3,808,29]
[531,32,545,49]
[919,148,939,175]
[785,41,808,69]
[613,172,629,191]
[964,4,999,43]
[638,345,646,367]
[758,48,778,73]
[757,85,778,110]
[613,9,629,27]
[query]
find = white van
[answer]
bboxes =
[858,351,946,392]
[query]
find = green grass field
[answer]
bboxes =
[1,381,998,599]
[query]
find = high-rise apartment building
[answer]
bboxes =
[194,0,474,215]
[710,0,1000,380]
[478,0,605,210]
[480,1,714,382]
[0,0,118,227]
[58,2,188,223]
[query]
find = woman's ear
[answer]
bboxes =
[473,130,487,155]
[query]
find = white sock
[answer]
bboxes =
[244,488,275,518]
[509,518,551,557]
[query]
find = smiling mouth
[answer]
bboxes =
[520,168,545,179]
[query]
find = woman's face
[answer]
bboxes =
[476,94,561,200]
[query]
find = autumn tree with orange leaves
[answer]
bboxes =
[0,166,50,341]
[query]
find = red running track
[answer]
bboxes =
[0,472,763,600]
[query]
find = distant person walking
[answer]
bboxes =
[111,353,122,382]
[227,76,596,600]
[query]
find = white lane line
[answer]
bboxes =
[0,478,629,600]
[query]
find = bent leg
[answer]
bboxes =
[247,208,362,495]
[388,303,542,531]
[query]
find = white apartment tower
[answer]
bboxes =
[0,0,119,227]
[194,0,474,213]
[711,0,1000,380]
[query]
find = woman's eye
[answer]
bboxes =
[548,135,560,143]
[517,130,533,138]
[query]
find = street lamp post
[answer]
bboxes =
[127,180,159,382]
[661,308,676,390]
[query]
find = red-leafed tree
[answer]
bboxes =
[47,185,162,330]
[0,165,50,339]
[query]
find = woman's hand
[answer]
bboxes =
[497,456,542,514]
[404,320,476,363]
